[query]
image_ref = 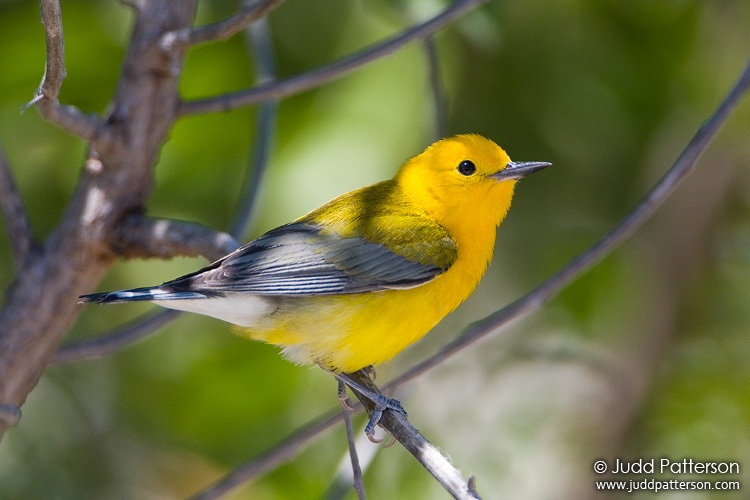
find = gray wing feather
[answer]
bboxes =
[163,222,450,296]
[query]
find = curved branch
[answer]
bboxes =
[51,309,182,364]
[189,407,344,500]
[30,0,104,141]
[0,148,35,267]
[178,0,488,116]
[424,37,448,141]
[189,0,283,45]
[229,19,278,238]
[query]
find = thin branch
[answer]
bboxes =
[178,0,489,116]
[189,408,344,500]
[229,19,278,238]
[31,0,103,140]
[344,370,480,500]
[188,57,750,499]
[424,36,448,141]
[189,0,283,45]
[51,309,182,364]
[0,148,35,267]
[109,215,240,262]
[341,400,366,500]
[386,56,750,390]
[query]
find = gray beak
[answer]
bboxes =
[492,161,552,181]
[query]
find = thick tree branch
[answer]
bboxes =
[0,404,21,428]
[0,149,35,267]
[0,0,199,441]
[178,0,488,116]
[109,215,240,261]
[189,0,283,45]
[30,0,104,141]
[53,19,281,367]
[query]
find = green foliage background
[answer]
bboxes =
[1,0,750,498]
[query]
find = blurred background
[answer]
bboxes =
[1,0,750,498]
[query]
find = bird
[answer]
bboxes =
[82,134,550,375]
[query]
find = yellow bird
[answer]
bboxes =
[82,134,550,374]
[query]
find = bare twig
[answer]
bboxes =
[189,0,283,45]
[229,19,278,238]
[178,0,488,116]
[189,408,344,500]
[344,370,480,500]
[0,148,35,267]
[51,309,182,364]
[424,37,448,140]
[109,215,240,261]
[187,58,750,498]
[31,0,103,141]
[340,390,367,500]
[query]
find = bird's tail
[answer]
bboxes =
[79,286,207,304]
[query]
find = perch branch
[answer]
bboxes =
[343,370,480,500]
[178,0,488,115]
[189,0,283,45]
[0,148,35,267]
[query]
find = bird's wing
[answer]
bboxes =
[162,221,457,296]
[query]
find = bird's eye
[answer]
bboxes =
[457,160,476,176]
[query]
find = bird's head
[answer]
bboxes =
[396,134,550,234]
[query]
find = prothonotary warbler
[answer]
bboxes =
[82,134,550,374]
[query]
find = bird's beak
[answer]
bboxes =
[492,161,551,181]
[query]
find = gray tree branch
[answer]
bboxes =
[178,0,488,116]
[0,149,35,268]
[109,215,240,261]
[189,0,284,45]
[29,0,104,141]
[0,0,199,441]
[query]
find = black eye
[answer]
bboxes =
[457,160,476,176]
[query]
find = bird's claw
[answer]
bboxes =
[337,380,355,411]
[363,394,406,442]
